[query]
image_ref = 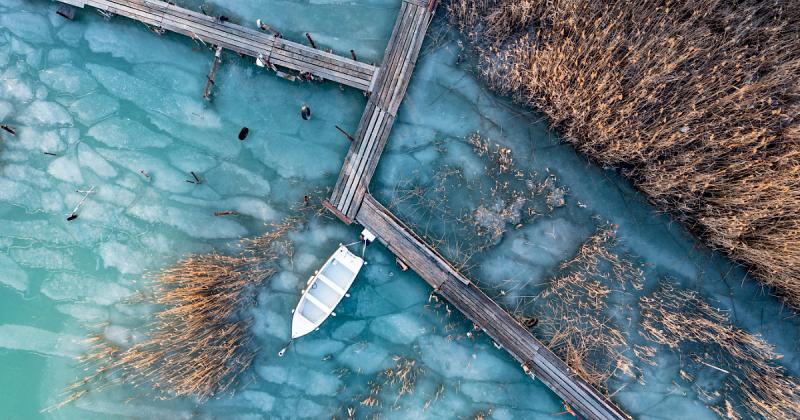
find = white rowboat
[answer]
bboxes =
[291,245,364,339]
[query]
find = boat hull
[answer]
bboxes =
[291,245,364,339]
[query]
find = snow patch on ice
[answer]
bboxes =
[88,117,172,149]
[19,100,72,126]
[0,12,52,44]
[418,336,520,381]
[0,324,83,358]
[40,272,133,305]
[68,93,119,125]
[47,155,84,184]
[127,202,247,239]
[39,64,96,95]
[99,241,149,274]
[369,313,426,345]
[0,253,28,292]
[77,143,117,178]
[336,341,390,374]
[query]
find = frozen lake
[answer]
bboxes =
[0,0,797,419]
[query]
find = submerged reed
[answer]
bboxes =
[530,225,644,390]
[640,282,800,419]
[446,0,800,308]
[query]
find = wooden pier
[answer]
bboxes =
[324,1,631,419]
[56,0,377,91]
[356,195,630,420]
[327,0,437,221]
[52,0,631,418]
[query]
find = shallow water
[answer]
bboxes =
[0,0,797,419]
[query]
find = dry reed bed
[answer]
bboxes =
[446,0,800,308]
[51,219,297,409]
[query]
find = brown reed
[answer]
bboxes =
[531,225,644,390]
[640,282,800,419]
[446,0,800,309]
[50,218,297,409]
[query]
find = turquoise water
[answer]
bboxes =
[0,0,797,419]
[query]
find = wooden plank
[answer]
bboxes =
[78,0,375,90]
[375,5,420,110]
[58,0,86,7]
[331,4,432,216]
[339,107,390,214]
[143,0,374,75]
[329,100,378,204]
[352,194,631,420]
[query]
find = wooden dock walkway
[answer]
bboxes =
[56,0,377,91]
[51,0,631,418]
[322,1,631,419]
[356,195,630,420]
[326,0,437,222]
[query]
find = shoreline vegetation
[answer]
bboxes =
[444,0,800,309]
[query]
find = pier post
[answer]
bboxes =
[203,46,223,101]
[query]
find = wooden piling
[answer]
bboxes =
[57,4,77,19]
[305,32,317,49]
[203,45,223,100]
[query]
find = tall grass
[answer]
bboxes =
[446,0,800,308]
